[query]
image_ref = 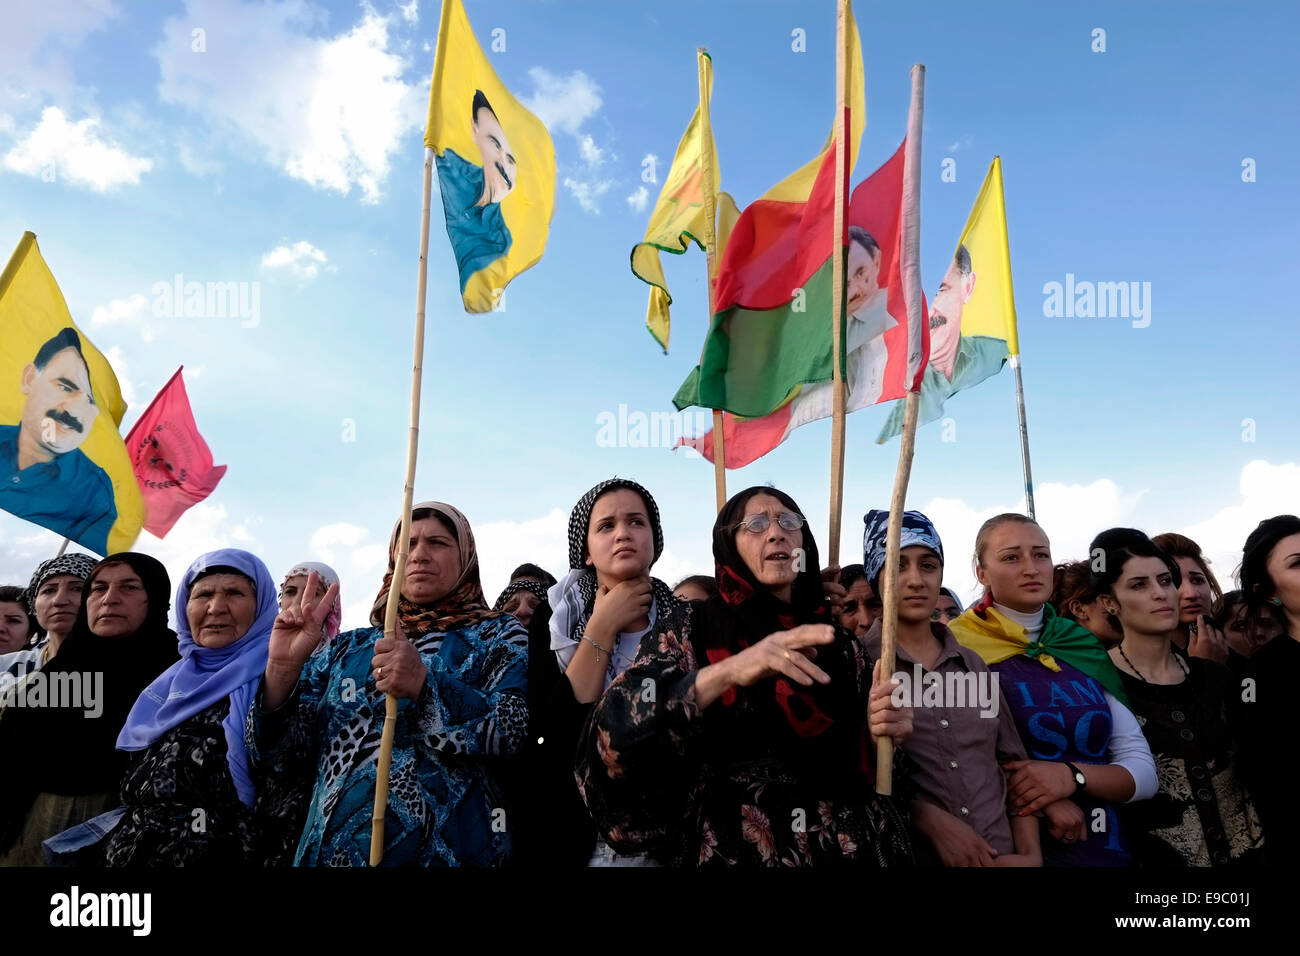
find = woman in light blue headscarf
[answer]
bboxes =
[103,549,321,867]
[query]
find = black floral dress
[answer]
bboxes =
[1119,658,1263,867]
[577,602,916,867]
[103,699,304,867]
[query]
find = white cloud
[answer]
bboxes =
[519,68,615,214]
[398,0,418,24]
[578,134,604,167]
[563,176,613,214]
[261,240,328,280]
[3,106,152,191]
[102,345,136,406]
[918,478,1144,607]
[625,185,649,212]
[155,1,424,203]
[1179,460,1300,590]
[138,503,262,626]
[91,293,153,342]
[522,68,602,135]
[472,509,568,602]
[0,517,97,587]
[308,522,390,629]
[946,135,973,154]
[914,462,1300,608]
[176,138,222,177]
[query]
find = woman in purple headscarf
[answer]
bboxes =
[103,548,325,867]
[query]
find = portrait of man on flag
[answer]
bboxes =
[0,232,144,555]
[877,157,1020,443]
[0,327,116,552]
[427,0,555,313]
[843,225,897,408]
[436,89,518,292]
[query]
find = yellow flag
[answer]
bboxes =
[952,156,1020,354]
[425,0,556,313]
[632,51,721,352]
[876,157,1019,442]
[0,232,144,554]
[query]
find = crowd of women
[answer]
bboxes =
[0,479,1295,868]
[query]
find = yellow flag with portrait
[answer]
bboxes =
[0,232,144,554]
[425,0,557,313]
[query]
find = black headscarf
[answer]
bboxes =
[689,486,864,769]
[0,552,179,851]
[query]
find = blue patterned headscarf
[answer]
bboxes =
[862,509,944,591]
[117,549,279,808]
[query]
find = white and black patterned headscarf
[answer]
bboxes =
[550,478,677,688]
[24,553,98,613]
[565,477,665,570]
[493,577,550,612]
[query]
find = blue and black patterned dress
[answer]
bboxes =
[247,616,528,866]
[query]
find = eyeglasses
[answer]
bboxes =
[734,512,806,535]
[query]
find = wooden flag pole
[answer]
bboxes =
[827,0,850,562]
[696,48,726,514]
[369,146,434,865]
[876,64,925,796]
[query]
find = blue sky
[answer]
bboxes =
[1,0,1297,626]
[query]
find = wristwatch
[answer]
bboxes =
[1064,761,1087,794]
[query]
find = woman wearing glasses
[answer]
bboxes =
[576,486,916,867]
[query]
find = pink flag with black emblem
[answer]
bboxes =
[125,368,226,537]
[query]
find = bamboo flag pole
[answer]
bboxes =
[826,0,851,561]
[696,48,726,514]
[369,146,434,865]
[876,64,925,796]
[997,159,1036,519]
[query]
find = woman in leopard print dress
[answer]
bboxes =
[248,501,528,866]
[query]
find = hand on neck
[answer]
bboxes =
[595,568,652,633]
